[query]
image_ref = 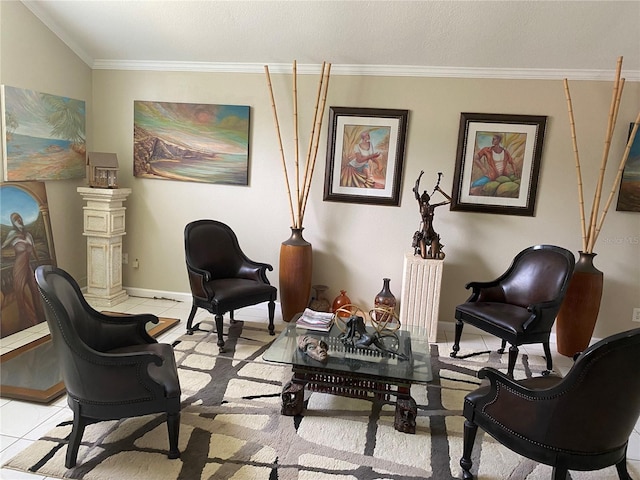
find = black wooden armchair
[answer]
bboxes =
[461,327,640,480]
[34,265,181,468]
[451,245,575,377]
[184,219,277,350]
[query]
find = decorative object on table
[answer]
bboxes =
[1,85,86,181]
[265,61,332,322]
[323,106,408,206]
[0,182,56,338]
[558,56,640,356]
[616,123,640,212]
[450,112,547,216]
[369,306,401,333]
[77,186,131,307]
[331,289,352,317]
[297,335,329,363]
[295,308,334,332]
[412,171,451,259]
[337,312,409,361]
[87,152,118,188]
[309,284,331,312]
[133,101,250,185]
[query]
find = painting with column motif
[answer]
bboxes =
[133,100,250,185]
[1,85,86,181]
[0,182,56,338]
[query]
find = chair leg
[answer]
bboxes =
[229,310,237,324]
[215,313,225,350]
[551,466,568,480]
[542,342,553,375]
[450,319,464,358]
[166,411,181,460]
[460,419,478,480]
[497,339,507,354]
[268,300,275,335]
[616,456,632,480]
[186,305,198,335]
[507,345,519,378]
[66,410,88,468]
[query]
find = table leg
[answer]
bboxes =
[395,388,417,433]
[281,379,305,416]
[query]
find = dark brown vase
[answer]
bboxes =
[332,290,351,317]
[556,251,603,357]
[279,227,312,323]
[374,278,397,311]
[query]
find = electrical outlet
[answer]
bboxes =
[132,258,139,269]
[633,308,640,323]
[122,253,128,265]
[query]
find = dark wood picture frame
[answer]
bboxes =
[323,107,408,206]
[451,112,547,216]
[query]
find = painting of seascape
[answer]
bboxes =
[616,124,640,212]
[1,86,86,181]
[133,101,250,185]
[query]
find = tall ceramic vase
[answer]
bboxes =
[279,227,312,323]
[556,252,603,357]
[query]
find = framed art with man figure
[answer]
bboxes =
[451,112,547,216]
[1,181,56,338]
[323,107,408,206]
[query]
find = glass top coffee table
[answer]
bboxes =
[263,318,433,433]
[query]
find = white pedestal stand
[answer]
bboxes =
[77,187,132,307]
[399,251,443,343]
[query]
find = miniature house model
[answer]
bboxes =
[87,152,119,188]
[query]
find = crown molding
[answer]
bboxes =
[91,60,640,82]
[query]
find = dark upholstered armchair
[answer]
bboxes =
[184,219,277,349]
[461,327,640,480]
[34,265,181,468]
[451,245,575,377]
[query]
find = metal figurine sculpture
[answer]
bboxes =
[412,171,452,259]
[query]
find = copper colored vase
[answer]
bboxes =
[556,252,603,357]
[279,228,312,322]
[332,290,351,317]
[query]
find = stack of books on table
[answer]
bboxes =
[296,308,335,332]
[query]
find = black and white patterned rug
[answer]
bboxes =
[3,319,637,480]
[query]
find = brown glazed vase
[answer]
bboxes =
[374,277,397,325]
[332,290,352,317]
[279,227,312,323]
[556,252,603,357]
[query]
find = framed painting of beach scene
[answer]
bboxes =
[323,107,408,206]
[133,101,250,185]
[616,123,640,212]
[1,86,86,181]
[451,112,547,216]
[1,182,56,338]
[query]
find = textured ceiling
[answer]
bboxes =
[22,0,640,79]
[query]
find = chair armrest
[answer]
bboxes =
[186,262,213,299]
[238,260,274,283]
[465,281,505,302]
[522,299,562,329]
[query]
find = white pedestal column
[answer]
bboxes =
[399,252,443,343]
[77,187,132,307]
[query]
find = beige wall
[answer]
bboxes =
[3,3,639,342]
[1,1,91,284]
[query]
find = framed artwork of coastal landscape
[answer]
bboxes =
[451,112,547,216]
[1,86,86,181]
[616,123,640,212]
[133,101,250,185]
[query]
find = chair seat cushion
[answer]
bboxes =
[456,302,532,335]
[107,343,181,398]
[206,278,277,305]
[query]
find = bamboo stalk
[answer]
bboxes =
[591,113,640,247]
[264,65,296,228]
[292,60,300,228]
[586,56,623,252]
[300,62,327,207]
[300,63,332,224]
[563,78,588,252]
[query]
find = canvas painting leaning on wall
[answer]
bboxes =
[0,182,56,338]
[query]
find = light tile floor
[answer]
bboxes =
[1,296,638,479]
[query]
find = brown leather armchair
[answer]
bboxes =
[460,327,640,480]
[184,219,277,350]
[34,265,181,468]
[451,245,575,377]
